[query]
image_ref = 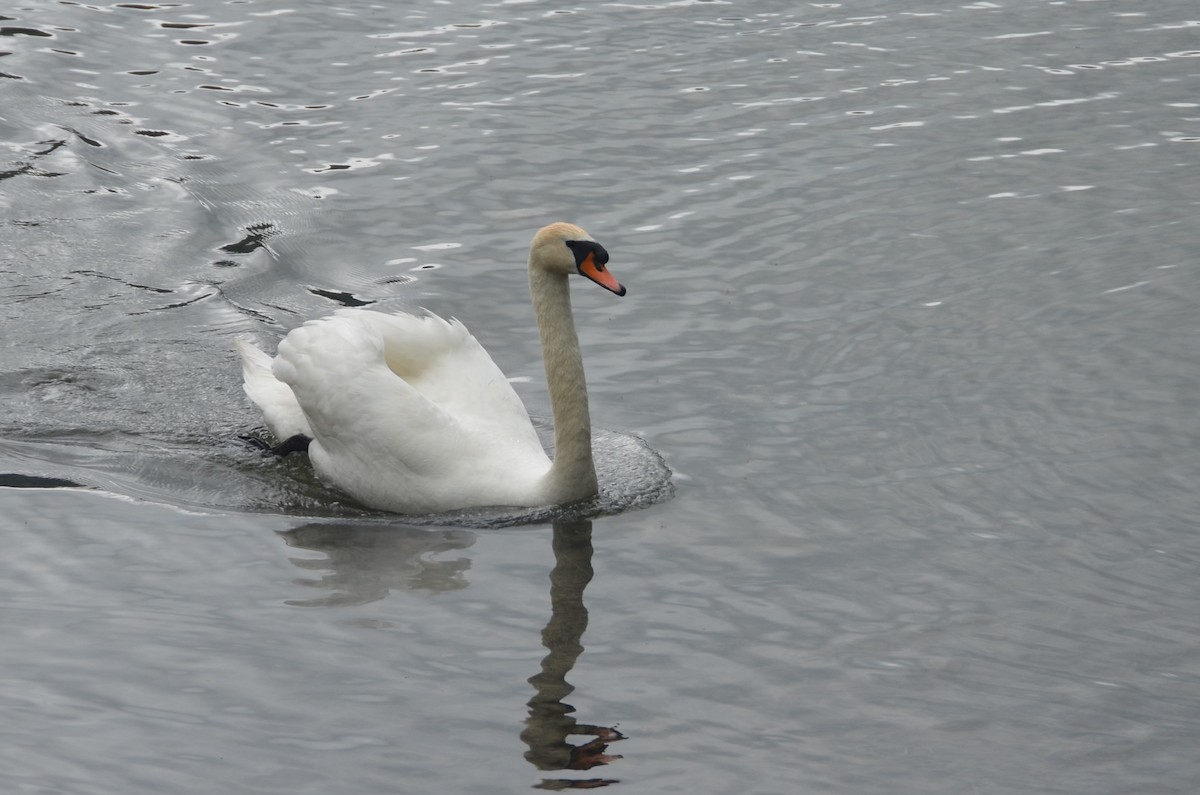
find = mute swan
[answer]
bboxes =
[235,222,626,514]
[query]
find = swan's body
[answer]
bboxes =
[236,222,625,514]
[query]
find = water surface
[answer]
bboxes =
[3,1,1199,792]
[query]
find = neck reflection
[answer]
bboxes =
[522,518,626,790]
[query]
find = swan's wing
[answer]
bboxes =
[344,309,543,449]
[234,338,312,440]
[272,309,546,470]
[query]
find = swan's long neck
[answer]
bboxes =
[530,267,599,503]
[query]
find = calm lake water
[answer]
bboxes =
[3,1,1199,792]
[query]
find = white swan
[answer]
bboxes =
[235,222,626,514]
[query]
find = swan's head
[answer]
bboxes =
[530,222,626,296]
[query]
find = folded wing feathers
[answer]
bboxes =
[238,309,549,506]
[234,338,312,440]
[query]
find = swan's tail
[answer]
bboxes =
[234,338,312,440]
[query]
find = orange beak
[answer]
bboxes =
[578,253,626,296]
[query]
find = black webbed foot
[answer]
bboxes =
[240,433,312,457]
[273,434,312,456]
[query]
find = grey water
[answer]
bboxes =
[2,1,1199,792]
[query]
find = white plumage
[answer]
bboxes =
[235,223,626,514]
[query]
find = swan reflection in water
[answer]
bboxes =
[523,519,626,789]
[278,523,475,606]
[278,517,625,786]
